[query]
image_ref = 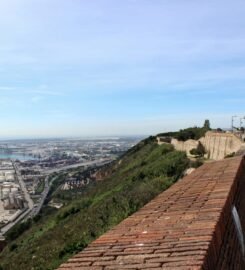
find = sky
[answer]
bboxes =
[0,0,245,138]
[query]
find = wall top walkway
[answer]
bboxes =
[57,156,245,270]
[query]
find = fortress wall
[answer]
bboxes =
[171,138,200,156]
[167,132,242,160]
[58,156,245,270]
[171,138,185,151]
[156,137,171,145]
[200,132,242,160]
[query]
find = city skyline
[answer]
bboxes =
[0,0,245,138]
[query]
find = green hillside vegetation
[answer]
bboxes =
[0,137,189,270]
[158,120,211,141]
[158,126,208,141]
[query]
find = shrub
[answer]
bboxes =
[57,206,80,221]
[225,152,235,158]
[9,243,18,252]
[190,142,206,157]
[6,219,32,241]
[59,241,87,258]
[190,159,203,168]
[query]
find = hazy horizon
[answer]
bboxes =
[0,134,147,141]
[0,0,245,137]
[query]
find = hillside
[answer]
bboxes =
[0,137,189,270]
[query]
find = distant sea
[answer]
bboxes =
[0,152,37,161]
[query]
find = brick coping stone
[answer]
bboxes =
[57,156,244,270]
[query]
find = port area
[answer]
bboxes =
[0,137,140,242]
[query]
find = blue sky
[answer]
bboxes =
[0,0,245,138]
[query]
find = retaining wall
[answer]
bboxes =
[200,131,243,160]
[171,138,201,157]
[158,132,243,160]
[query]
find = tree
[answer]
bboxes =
[203,119,211,130]
[190,145,205,157]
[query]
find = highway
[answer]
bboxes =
[42,159,111,174]
[13,163,34,210]
[27,175,55,218]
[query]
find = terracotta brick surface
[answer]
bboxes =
[57,156,245,270]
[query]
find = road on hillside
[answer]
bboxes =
[13,162,34,209]
[42,159,111,175]
[27,159,112,219]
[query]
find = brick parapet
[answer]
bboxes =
[57,156,245,269]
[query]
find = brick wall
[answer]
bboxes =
[213,157,245,269]
[57,156,245,270]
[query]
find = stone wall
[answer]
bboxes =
[156,137,171,145]
[158,132,244,160]
[171,138,201,157]
[200,131,243,160]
